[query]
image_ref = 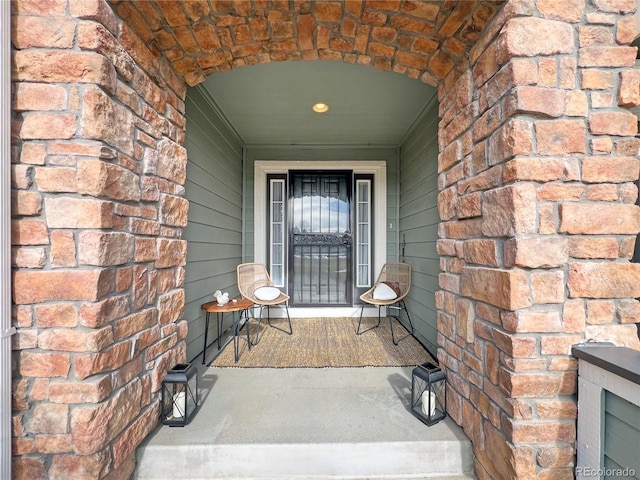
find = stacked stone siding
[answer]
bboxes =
[9,0,640,479]
[11,1,189,478]
[110,0,505,87]
[436,1,640,478]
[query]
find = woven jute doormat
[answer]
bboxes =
[210,317,435,368]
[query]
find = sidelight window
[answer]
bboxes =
[356,178,371,287]
[269,177,285,287]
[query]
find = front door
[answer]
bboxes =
[289,171,352,306]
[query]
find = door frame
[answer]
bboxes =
[254,160,387,317]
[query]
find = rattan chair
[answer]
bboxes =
[357,262,414,345]
[237,263,292,342]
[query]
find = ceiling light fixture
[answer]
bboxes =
[312,102,329,113]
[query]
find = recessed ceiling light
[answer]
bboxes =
[312,102,329,113]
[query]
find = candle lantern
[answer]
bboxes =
[411,362,446,426]
[161,363,198,427]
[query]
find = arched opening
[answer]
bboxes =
[104,0,505,369]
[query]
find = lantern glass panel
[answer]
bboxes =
[161,363,198,427]
[411,362,446,426]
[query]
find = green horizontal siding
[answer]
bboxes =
[604,391,640,480]
[183,86,244,363]
[399,98,440,355]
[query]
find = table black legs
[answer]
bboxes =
[202,311,223,365]
[202,312,210,364]
[202,308,252,365]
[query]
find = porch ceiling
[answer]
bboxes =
[200,60,437,145]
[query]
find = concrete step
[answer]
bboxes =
[134,366,475,479]
[135,439,474,479]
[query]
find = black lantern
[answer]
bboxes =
[161,363,198,426]
[411,362,446,426]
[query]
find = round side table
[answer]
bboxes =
[200,298,253,364]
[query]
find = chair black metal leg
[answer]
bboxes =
[403,301,414,333]
[356,303,381,335]
[356,303,364,335]
[239,309,251,351]
[266,304,293,335]
[233,318,240,362]
[390,300,414,345]
[251,306,263,346]
[244,310,252,349]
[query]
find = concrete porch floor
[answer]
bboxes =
[134,363,475,479]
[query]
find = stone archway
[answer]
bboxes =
[110,0,504,87]
[10,1,640,479]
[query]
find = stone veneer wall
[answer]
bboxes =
[436,1,640,479]
[11,1,189,478]
[8,0,640,479]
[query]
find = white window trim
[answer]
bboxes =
[254,161,386,316]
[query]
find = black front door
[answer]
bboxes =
[289,171,352,306]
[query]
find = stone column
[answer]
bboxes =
[11,1,189,478]
[436,1,640,478]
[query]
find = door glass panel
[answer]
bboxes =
[289,171,352,306]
